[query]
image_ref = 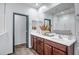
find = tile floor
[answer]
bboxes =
[13,45,38,55]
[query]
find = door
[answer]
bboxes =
[75,15,79,54]
[13,13,29,52]
[0,4,10,55]
[15,14,26,45]
[0,3,5,33]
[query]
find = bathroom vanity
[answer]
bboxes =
[31,32,76,55]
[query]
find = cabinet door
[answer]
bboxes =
[53,48,66,55]
[31,35,33,48]
[37,39,40,53]
[39,41,43,55]
[44,43,52,55]
[37,38,44,55]
[33,37,37,50]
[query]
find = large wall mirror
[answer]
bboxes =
[44,19,51,32]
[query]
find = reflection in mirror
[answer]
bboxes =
[32,20,37,30]
[44,19,51,32]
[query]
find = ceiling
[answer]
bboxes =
[22,3,52,9]
[45,3,75,15]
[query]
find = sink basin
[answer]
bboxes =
[42,32,56,37]
[44,34,55,37]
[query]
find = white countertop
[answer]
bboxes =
[31,32,76,46]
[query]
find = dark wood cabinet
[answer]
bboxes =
[53,47,66,55]
[37,37,44,55]
[33,36,37,50]
[31,35,37,50]
[31,35,74,55]
[44,43,52,55]
[31,35,33,48]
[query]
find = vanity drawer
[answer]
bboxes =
[31,35,37,39]
[44,39,66,52]
[36,37,44,42]
[33,36,37,39]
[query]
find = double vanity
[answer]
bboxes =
[31,32,76,55]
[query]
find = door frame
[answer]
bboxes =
[13,12,29,53]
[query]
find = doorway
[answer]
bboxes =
[13,13,29,53]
